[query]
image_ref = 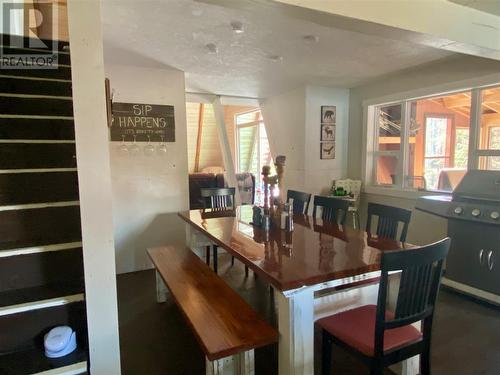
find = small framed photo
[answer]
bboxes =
[320,142,335,159]
[321,124,335,141]
[321,106,336,124]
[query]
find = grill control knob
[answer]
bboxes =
[490,211,500,220]
[454,207,464,215]
[472,208,481,217]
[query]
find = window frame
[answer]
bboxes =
[364,84,500,196]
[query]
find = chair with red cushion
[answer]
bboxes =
[317,238,450,375]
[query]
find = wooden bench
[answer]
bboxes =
[147,245,278,375]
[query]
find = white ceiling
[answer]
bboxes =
[449,0,500,17]
[102,0,453,98]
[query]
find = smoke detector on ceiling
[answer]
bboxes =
[303,35,320,43]
[231,21,244,34]
[268,55,283,63]
[205,43,218,54]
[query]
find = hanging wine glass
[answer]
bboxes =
[144,135,155,156]
[129,135,141,155]
[118,135,129,154]
[157,135,167,154]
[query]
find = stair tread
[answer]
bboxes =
[0,281,84,308]
[0,345,87,375]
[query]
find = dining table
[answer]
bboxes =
[178,206,419,375]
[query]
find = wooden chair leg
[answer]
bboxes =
[205,246,211,266]
[231,256,235,266]
[212,245,218,274]
[369,363,383,375]
[322,330,332,375]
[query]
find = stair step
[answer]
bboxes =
[0,171,79,206]
[0,46,71,65]
[0,300,87,354]
[0,95,73,117]
[0,76,72,96]
[0,205,82,251]
[0,347,87,375]
[1,33,70,53]
[0,142,77,169]
[0,117,74,140]
[1,66,72,80]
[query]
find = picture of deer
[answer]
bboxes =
[321,125,335,141]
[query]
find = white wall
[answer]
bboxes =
[304,85,349,195]
[348,54,500,245]
[105,64,189,274]
[261,87,306,192]
[262,85,350,201]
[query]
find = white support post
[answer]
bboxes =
[155,271,169,303]
[212,96,241,206]
[67,1,121,373]
[205,351,254,375]
[276,288,314,375]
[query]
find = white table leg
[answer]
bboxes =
[205,350,254,375]
[155,270,169,303]
[402,355,420,375]
[275,287,314,375]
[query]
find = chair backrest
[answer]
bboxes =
[200,187,236,210]
[366,203,412,242]
[312,196,350,224]
[287,189,312,214]
[374,238,450,356]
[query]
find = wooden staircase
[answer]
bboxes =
[0,34,88,375]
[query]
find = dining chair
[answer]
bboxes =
[366,203,412,242]
[312,196,350,225]
[318,237,450,375]
[287,189,312,214]
[200,187,248,275]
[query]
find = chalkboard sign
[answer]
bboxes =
[110,102,175,142]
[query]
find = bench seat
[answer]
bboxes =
[147,245,278,362]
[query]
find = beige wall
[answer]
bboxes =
[348,54,500,244]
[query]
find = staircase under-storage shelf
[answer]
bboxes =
[0,34,88,375]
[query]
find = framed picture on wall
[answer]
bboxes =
[321,124,335,141]
[320,142,335,159]
[321,106,336,124]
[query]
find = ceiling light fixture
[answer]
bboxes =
[231,21,244,34]
[303,35,320,43]
[205,43,218,54]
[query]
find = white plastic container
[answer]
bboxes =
[44,326,77,358]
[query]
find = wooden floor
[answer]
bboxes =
[117,254,500,375]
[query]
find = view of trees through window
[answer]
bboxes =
[373,86,500,191]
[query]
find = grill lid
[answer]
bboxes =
[453,170,500,203]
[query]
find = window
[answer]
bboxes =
[368,85,500,192]
[235,109,273,204]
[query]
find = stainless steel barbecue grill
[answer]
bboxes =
[416,170,500,305]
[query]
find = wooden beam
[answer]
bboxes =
[194,103,204,172]
[483,112,500,126]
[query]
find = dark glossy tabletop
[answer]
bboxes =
[179,206,414,291]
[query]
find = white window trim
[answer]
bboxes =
[362,75,500,199]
